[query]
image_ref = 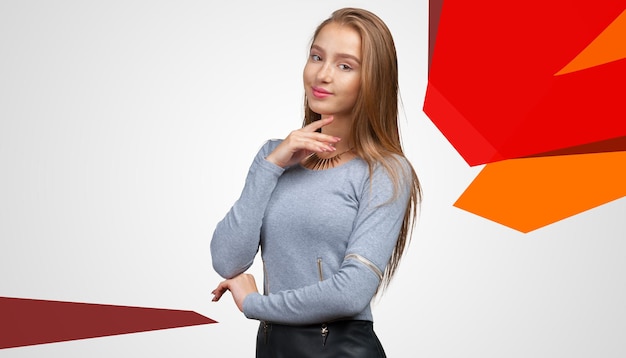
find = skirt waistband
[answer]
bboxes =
[256,320,386,358]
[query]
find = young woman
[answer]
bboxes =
[210,7,421,357]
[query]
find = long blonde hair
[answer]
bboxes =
[303,8,422,290]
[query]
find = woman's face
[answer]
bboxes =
[303,22,362,118]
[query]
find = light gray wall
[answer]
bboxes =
[1,1,625,357]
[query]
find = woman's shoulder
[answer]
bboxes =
[367,153,415,191]
[255,138,283,157]
[346,152,413,178]
[374,153,413,176]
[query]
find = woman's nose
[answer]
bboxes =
[316,64,332,83]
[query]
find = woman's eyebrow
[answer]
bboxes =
[310,44,361,64]
[337,53,361,64]
[310,44,326,54]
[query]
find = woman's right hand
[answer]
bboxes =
[265,116,341,168]
[212,273,259,313]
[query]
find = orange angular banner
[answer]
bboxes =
[454,152,626,232]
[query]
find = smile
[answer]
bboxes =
[312,87,332,98]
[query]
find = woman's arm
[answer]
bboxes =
[211,118,341,279]
[210,140,284,278]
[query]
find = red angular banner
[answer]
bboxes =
[424,1,626,166]
[424,1,626,231]
[0,297,216,349]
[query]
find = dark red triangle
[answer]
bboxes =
[0,296,217,349]
[429,0,445,71]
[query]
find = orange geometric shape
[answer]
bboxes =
[0,297,217,349]
[556,9,626,75]
[453,151,626,233]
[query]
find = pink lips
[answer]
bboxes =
[312,86,332,98]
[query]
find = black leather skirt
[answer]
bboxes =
[256,320,387,358]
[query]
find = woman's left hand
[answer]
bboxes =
[211,273,259,312]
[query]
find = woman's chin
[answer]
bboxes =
[308,107,332,117]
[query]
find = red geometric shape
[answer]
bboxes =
[556,9,626,75]
[526,135,626,157]
[428,0,444,71]
[424,1,626,166]
[0,297,217,349]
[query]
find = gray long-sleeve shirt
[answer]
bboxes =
[210,139,411,325]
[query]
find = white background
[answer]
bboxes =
[1,0,625,357]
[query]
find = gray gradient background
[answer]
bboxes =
[1,1,625,357]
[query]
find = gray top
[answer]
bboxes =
[211,139,411,325]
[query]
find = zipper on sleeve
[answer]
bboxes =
[317,258,328,346]
[344,253,383,281]
[263,260,269,294]
[317,257,324,281]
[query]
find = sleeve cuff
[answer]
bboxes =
[242,292,263,319]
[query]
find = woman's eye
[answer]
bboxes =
[339,64,352,71]
[311,54,321,62]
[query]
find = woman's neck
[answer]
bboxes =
[320,114,353,150]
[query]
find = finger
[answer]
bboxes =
[299,130,342,143]
[295,136,338,153]
[212,289,225,302]
[211,288,221,301]
[211,281,229,301]
[292,131,341,151]
[303,115,334,132]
